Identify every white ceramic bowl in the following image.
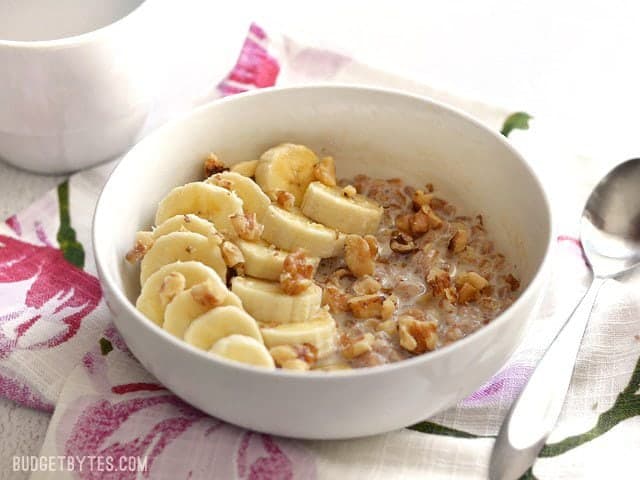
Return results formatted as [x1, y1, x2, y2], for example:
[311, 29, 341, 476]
[93, 86, 552, 439]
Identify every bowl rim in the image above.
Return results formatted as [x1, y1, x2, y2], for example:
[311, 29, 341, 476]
[0, 0, 153, 48]
[93, 84, 554, 380]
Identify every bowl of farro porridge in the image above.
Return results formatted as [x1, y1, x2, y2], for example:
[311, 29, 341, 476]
[93, 86, 552, 439]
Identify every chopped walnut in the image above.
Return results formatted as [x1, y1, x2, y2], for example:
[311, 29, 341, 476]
[457, 282, 479, 304]
[341, 333, 374, 359]
[280, 249, 315, 295]
[352, 275, 381, 295]
[398, 315, 438, 353]
[342, 185, 357, 198]
[344, 234, 376, 277]
[348, 293, 385, 318]
[230, 212, 264, 241]
[323, 285, 350, 313]
[395, 214, 412, 234]
[412, 189, 433, 210]
[230, 159, 258, 177]
[203, 153, 227, 177]
[380, 295, 397, 320]
[421, 204, 443, 229]
[275, 190, 295, 211]
[159, 272, 186, 307]
[376, 318, 398, 336]
[270, 343, 317, 369]
[426, 267, 450, 297]
[313, 156, 337, 187]
[410, 208, 431, 234]
[505, 274, 520, 291]
[190, 278, 227, 308]
[125, 231, 154, 263]
[390, 230, 417, 253]
[364, 235, 379, 257]
[221, 241, 245, 273]
[448, 225, 469, 253]
[456, 271, 489, 291]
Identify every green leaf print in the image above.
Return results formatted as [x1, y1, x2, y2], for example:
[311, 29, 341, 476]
[56, 180, 85, 268]
[501, 112, 533, 137]
[99, 337, 114, 356]
[408, 421, 488, 438]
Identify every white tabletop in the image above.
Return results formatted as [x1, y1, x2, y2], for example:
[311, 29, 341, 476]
[1, 1, 638, 475]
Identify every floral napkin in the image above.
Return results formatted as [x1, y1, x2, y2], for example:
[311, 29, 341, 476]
[1, 24, 638, 479]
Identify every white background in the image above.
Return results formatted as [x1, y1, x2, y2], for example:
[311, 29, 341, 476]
[1, 0, 639, 476]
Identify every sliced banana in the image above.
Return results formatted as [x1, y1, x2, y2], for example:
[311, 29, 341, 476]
[163, 289, 242, 339]
[184, 305, 262, 350]
[155, 182, 243, 235]
[136, 261, 220, 325]
[230, 159, 259, 177]
[236, 239, 319, 281]
[209, 334, 275, 369]
[301, 181, 383, 235]
[255, 143, 318, 206]
[260, 309, 337, 358]
[152, 214, 220, 240]
[231, 276, 322, 324]
[139, 231, 226, 286]
[206, 171, 271, 221]
[261, 205, 345, 258]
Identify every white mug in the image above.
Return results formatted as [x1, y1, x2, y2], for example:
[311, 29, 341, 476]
[0, 0, 166, 174]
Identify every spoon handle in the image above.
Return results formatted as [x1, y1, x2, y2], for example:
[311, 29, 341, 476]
[489, 276, 605, 480]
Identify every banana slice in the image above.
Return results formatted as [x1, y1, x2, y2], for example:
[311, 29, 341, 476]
[163, 289, 242, 339]
[255, 143, 319, 206]
[153, 214, 220, 240]
[184, 305, 262, 350]
[136, 261, 220, 325]
[260, 309, 337, 358]
[209, 334, 275, 369]
[236, 239, 319, 281]
[261, 205, 345, 258]
[231, 276, 322, 324]
[301, 181, 383, 235]
[155, 182, 243, 235]
[139, 231, 226, 285]
[206, 171, 271, 221]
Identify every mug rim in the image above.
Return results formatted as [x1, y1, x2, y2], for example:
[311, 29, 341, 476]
[0, 0, 152, 48]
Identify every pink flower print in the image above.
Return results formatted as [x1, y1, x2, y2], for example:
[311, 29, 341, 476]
[0, 234, 101, 357]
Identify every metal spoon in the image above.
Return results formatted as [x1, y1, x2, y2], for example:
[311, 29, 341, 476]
[490, 158, 640, 480]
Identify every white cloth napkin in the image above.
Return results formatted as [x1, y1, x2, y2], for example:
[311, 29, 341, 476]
[0, 23, 637, 479]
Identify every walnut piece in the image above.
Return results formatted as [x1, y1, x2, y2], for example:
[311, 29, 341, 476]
[420, 204, 443, 229]
[280, 249, 315, 295]
[341, 333, 374, 359]
[230, 159, 258, 177]
[390, 230, 417, 253]
[352, 275, 381, 295]
[412, 189, 433, 210]
[457, 282, 479, 304]
[203, 153, 227, 177]
[159, 272, 186, 307]
[276, 190, 295, 211]
[342, 185, 357, 198]
[221, 241, 245, 273]
[230, 212, 264, 241]
[448, 225, 469, 253]
[348, 293, 385, 318]
[376, 318, 398, 336]
[398, 315, 438, 353]
[190, 278, 227, 308]
[125, 231, 154, 264]
[456, 271, 489, 290]
[313, 156, 337, 187]
[395, 214, 412, 234]
[344, 234, 377, 277]
[380, 295, 397, 320]
[410, 208, 431, 234]
[323, 285, 350, 313]
[269, 343, 317, 370]
[426, 267, 450, 297]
